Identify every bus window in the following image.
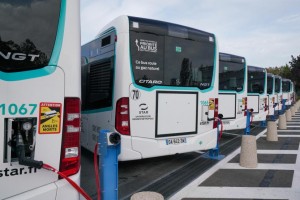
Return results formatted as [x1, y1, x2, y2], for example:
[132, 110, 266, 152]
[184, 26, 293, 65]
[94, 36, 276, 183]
[275, 76, 281, 93]
[248, 67, 265, 94]
[130, 22, 215, 89]
[267, 74, 274, 94]
[282, 80, 291, 92]
[0, 0, 61, 72]
[219, 58, 244, 92]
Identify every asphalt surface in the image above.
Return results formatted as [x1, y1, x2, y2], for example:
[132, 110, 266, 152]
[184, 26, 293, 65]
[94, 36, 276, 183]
[80, 125, 264, 200]
[171, 112, 300, 200]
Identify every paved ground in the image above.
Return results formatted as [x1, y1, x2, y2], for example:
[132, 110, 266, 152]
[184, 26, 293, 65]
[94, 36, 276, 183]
[170, 112, 300, 200]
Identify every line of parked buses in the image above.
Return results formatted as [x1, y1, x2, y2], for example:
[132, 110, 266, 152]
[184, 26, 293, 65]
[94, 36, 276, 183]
[0, 2, 296, 198]
[81, 15, 296, 161]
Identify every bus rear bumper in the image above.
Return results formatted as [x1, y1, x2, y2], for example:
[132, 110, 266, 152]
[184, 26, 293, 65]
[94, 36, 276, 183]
[221, 116, 247, 130]
[119, 129, 218, 161]
[252, 111, 267, 122]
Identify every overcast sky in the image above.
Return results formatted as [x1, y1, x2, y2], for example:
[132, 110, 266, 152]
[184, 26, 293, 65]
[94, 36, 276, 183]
[81, 0, 300, 68]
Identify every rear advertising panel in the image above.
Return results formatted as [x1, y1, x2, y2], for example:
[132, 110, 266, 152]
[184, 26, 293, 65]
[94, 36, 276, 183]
[156, 91, 198, 137]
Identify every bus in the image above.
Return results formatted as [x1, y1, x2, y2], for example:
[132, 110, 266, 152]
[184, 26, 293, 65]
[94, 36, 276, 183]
[247, 66, 267, 122]
[81, 15, 219, 161]
[291, 81, 296, 105]
[218, 53, 247, 130]
[274, 75, 282, 114]
[266, 73, 276, 117]
[282, 78, 293, 108]
[0, 1, 81, 199]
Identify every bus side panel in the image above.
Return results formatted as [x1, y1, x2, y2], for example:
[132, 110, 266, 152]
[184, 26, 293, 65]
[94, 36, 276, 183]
[268, 95, 275, 116]
[129, 85, 217, 159]
[156, 92, 198, 136]
[218, 93, 236, 119]
[0, 69, 64, 199]
[81, 112, 113, 152]
[247, 95, 259, 113]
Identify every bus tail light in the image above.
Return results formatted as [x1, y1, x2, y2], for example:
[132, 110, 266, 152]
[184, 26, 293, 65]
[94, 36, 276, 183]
[116, 97, 130, 135]
[213, 98, 219, 129]
[60, 97, 81, 177]
[243, 97, 247, 116]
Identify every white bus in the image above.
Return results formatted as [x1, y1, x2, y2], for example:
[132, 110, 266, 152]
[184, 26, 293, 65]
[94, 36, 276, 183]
[81, 15, 219, 161]
[282, 78, 293, 108]
[218, 53, 247, 130]
[0, 1, 81, 199]
[274, 75, 283, 114]
[247, 66, 268, 121]
[266, 73, 276, 117]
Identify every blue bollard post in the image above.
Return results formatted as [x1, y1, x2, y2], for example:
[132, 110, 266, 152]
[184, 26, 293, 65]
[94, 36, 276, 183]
[271, 103, 277, 121]
[99, 130, 121, 200]
[280, 99, 286, 115]
[202, 119, 224, 160]
[260, 120, 267, 127]
[244, 110, 251, 135]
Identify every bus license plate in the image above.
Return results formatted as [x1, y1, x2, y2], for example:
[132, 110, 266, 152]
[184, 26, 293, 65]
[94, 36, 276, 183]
[166, 137, 187, 145]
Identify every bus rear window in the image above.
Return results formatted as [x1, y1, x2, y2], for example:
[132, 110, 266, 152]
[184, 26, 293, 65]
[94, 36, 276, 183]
[0, 0, 61, 72]
[267, 75, 274, 94]
[130, 21, 215, 90]
[282, 81, 291, 92]
[219, 60, 245, 92]
[275, 77, 281, 93]
[248, 67, 265, 94]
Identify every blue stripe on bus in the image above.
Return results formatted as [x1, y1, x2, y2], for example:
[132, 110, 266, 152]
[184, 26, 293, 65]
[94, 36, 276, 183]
[82, 107, 113, 114]
[49, 0, 66, 66]
[0, 0, 66, 81]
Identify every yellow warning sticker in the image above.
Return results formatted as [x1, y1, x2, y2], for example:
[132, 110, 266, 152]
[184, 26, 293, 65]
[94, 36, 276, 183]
[209, 98, 215, 110]
[39, 102, 62, 134]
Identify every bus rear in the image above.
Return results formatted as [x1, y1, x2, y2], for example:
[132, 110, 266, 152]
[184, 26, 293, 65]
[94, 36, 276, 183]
[247, 66, 267, 122]
[274, 75, 282, 113]
[267, 73, 276, 116]
[0, 0, 81, 199]
[218, 53, 247, 130]
[282, 79, 292, 108]
[81, 16, 219, 161]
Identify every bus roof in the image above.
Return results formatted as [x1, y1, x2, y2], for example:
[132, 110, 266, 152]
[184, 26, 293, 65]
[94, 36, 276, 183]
[97, 15, 215, 41]
[219, 52, 245, 63]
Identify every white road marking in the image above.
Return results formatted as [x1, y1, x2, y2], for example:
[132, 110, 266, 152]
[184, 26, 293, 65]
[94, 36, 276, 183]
[222, 163, 295, 170]
[179, 187, 299, 199]
[261, 135, 300, 137]
[170, 113, 300, 200]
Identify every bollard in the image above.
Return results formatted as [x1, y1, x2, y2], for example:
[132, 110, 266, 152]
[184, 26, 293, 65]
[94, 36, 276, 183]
[278, 114, 287, 129]
[131, 192, 164, 200]
[239, 135, 258, 168]
[286, 109, 292, 121]
[99, 130, 121, 200]
[266, 121, 278, 141]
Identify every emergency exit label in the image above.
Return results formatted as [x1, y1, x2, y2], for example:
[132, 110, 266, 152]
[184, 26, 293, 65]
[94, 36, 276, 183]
[39, 102, 61, 134]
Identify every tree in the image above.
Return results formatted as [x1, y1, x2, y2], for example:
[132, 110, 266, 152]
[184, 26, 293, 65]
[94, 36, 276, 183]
[290, 55, 300, 92]
[266, 64, 291, 79]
